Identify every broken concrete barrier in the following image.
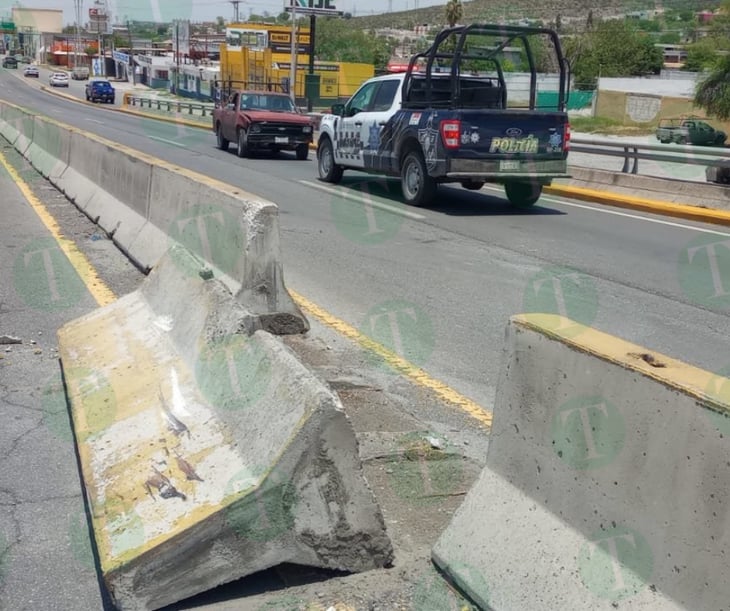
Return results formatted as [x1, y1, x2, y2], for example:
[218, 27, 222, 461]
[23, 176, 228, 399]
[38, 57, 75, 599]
[433, 313, 730, 610]
[57, 247, 393, 610]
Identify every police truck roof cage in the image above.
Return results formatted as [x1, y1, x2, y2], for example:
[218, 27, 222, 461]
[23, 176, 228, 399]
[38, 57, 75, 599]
[402, 23, 569, 112]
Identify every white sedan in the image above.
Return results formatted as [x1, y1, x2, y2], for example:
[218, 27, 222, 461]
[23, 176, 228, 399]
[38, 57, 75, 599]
[49, 72, 69, 87]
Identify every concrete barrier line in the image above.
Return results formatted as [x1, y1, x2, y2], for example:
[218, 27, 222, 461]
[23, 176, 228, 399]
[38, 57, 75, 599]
[0, 98, 307, 333]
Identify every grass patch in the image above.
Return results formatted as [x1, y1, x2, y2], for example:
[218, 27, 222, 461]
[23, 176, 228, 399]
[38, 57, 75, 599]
[569, 116, 656, 136]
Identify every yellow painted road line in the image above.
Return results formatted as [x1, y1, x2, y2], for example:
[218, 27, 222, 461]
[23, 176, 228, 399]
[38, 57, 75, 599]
[0, 149, 117, 307]
[545, 184, 730, 227]
[290, 289, 493, 429]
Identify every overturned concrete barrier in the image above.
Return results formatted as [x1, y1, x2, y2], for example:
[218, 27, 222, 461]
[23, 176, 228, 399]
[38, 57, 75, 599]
[433, 313, 730, 610]
[0, 99, 305, 334]
[58, 247, 393, 610]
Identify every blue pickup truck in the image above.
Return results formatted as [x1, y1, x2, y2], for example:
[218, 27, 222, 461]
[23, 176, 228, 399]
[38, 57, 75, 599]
[317, 24, 571, 207]
[85, 79, 116, 104]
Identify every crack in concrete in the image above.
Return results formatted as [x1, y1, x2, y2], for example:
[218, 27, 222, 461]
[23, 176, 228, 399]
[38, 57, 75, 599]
[0, 417, 44, 462]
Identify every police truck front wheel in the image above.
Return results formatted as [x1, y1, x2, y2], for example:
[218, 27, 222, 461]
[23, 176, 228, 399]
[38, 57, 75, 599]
[317, 138, 343, 183]
[401, 150, 436, 207]
[505, 181, 542, 208]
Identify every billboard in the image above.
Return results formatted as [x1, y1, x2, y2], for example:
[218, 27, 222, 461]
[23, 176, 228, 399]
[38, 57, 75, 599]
[172, 19, 190, 57]
[89, 7, 111, 35]
[285, 0, 343, 16]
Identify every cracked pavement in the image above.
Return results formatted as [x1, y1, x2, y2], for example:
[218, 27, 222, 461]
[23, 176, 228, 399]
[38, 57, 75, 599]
[0, 143, 114, 610]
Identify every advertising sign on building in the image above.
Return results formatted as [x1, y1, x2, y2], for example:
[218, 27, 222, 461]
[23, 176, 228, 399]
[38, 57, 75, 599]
[225, 28, 268, 52]
[268, 29, 310, 54]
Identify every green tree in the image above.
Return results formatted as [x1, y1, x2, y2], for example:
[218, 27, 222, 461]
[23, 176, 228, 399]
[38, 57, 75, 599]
[564, 20, 663, 89]
[276, 12, 291, 23]
[659, 31, 681, 44]
[314, 17, 395, 71]
[216, 16, 225, 32]
[445, 0, 463, 28]
[695, 54, 730, 119]
[684, 37, 729, 71]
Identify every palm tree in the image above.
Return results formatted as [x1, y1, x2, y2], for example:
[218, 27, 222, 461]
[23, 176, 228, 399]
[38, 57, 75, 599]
[695, 54, 730, 120]
[445, 0, 463, 28]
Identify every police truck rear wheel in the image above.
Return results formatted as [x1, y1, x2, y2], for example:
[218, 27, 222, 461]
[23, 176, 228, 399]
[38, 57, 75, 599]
[318, 138, 343, 183]
[401, 150, 436, 207]
[505, 182, 542, 208]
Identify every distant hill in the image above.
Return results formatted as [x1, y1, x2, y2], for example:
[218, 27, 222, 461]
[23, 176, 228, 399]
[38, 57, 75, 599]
[351, 0, 722, 30]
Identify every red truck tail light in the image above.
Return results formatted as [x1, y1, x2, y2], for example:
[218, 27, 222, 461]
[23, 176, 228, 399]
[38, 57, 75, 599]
[564, 122, 571, 152]
[441, 120, 461, 149]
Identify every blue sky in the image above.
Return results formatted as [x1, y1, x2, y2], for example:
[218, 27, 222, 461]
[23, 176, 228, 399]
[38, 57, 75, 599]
[2, 0, 447, 25]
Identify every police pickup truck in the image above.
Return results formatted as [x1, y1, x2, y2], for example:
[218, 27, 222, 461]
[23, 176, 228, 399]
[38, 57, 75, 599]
[317, 24, 571, 207]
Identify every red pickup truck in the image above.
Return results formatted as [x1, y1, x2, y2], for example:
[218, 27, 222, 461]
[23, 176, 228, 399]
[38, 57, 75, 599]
[212, 90, 314, 160]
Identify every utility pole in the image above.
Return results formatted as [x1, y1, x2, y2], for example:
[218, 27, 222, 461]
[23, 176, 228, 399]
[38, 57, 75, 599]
[175, 21, 180, 94]
[73, 0, 82, 69]
[229, 1, 241, 23]
[127, 20, 134, 84]
[289, 3, 297, 104]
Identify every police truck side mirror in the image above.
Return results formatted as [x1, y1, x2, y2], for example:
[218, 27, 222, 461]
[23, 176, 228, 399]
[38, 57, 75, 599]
[331, 103, 345, 116]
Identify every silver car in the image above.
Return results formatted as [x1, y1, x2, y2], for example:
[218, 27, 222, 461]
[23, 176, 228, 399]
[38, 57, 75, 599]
[49, 71, 69, 87]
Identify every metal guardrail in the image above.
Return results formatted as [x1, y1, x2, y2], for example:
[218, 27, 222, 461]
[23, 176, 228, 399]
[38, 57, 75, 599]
[571, 137, 730, 175]
[116, 98, 730, 178]
[123, 93, 213, 118]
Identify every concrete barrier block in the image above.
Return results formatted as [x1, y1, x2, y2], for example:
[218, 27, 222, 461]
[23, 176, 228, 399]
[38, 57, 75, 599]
[57, 248, 392, 610]
[147, 164, 307, 334]
[25, 115, 71, 180]
[0, 102, 35, 153]
[433, 313, 730, 610]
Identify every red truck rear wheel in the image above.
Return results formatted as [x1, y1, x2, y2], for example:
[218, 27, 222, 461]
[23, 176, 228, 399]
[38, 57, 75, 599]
[216, 124, 229, 151]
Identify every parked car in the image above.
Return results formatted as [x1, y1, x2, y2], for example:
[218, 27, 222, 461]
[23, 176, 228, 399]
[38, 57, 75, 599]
[212, 90, 314, 160]
[49, 72, 70, 87]
[2, 56, 18, 69]
[72, 66, 89, 80]
[23, 65, 39, 78]
[85, 79, 115, 103]
[656, 117, 727, 146]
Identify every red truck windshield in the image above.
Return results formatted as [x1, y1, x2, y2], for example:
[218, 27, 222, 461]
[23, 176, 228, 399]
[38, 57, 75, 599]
[240, 94, 295, 112]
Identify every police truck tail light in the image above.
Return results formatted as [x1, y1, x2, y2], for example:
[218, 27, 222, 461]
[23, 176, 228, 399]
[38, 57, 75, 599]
[441, 120, 461, 149]
[564, 122, 571, 152]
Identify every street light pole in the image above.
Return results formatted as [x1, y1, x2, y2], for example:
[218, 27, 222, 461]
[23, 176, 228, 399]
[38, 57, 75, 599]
[289, 4, 297, 104]
[73, 0, 82, 69]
